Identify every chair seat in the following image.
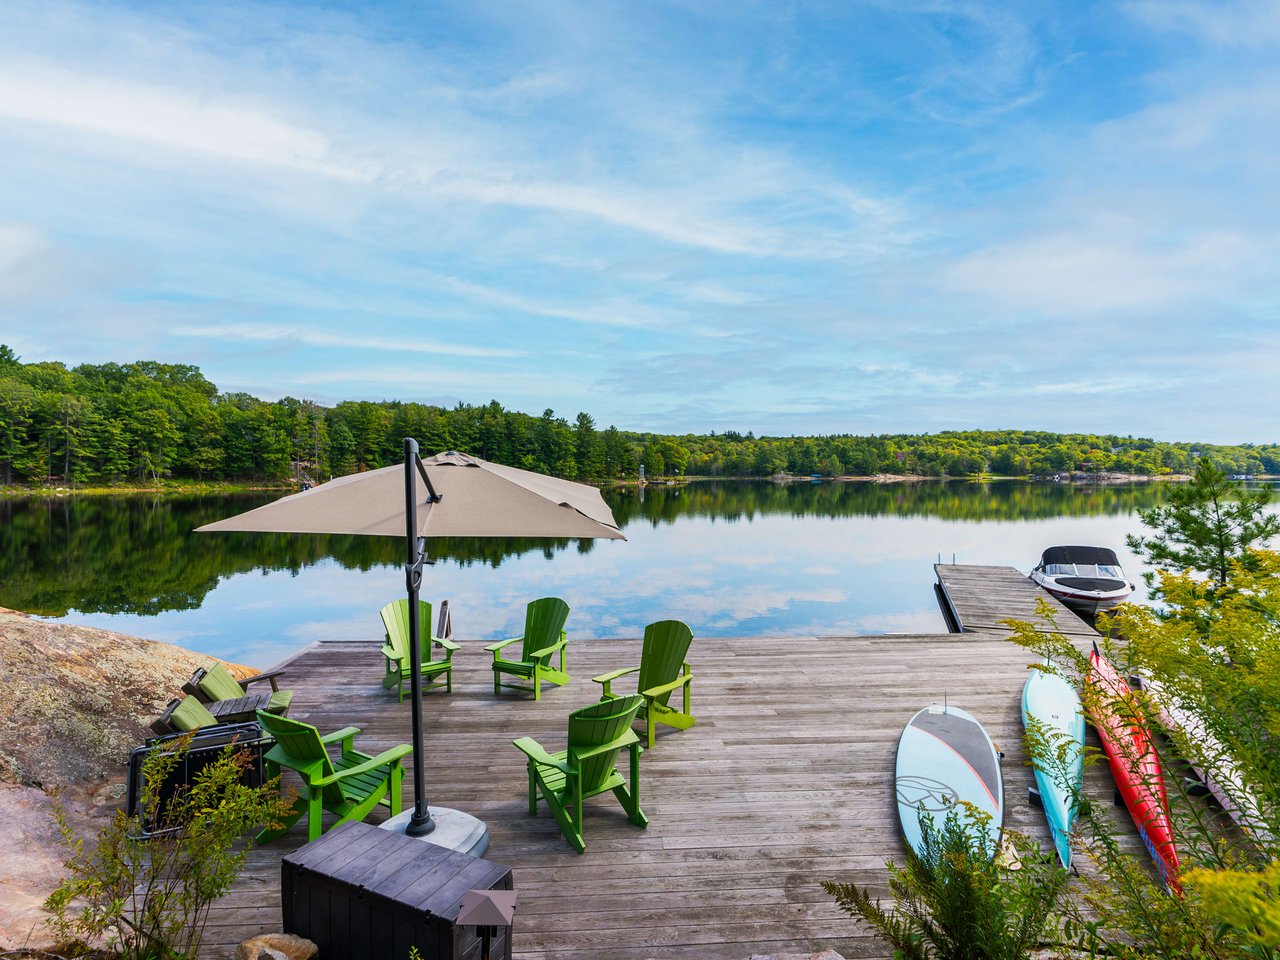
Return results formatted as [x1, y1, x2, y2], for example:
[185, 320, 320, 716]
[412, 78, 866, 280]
[333, 752, 395, 806]
[392, 659, 454, 680]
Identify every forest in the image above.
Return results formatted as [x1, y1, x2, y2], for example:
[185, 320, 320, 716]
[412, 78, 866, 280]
[1, 345, 1277, 486]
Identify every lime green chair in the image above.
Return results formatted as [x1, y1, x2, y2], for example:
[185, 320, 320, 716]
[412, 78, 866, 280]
[484, 597, 571, 700]
[150, 696, 220, 736]
[187, 663, 293, 718]
[255, 711, 412, 843]
[513, 694, 648, 853]
[592, 619, 695, 748]
[380, 599, 460, 701]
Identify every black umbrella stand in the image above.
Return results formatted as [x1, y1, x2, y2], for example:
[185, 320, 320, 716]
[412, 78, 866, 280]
[403, 436, 441, 837]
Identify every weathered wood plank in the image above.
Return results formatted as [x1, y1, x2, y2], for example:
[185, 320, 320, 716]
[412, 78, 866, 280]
[934, 563, 1099, 638]
[203, 626, 1139, 960]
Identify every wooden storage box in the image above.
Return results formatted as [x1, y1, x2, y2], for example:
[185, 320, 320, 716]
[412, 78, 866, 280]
[282, 821, 513, 960]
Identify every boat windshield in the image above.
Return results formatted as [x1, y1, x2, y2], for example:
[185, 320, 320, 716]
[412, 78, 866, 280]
[1044, 562, 1124, 579]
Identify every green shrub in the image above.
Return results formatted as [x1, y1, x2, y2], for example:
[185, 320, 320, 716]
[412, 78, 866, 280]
[45, 737, 295, 960]
[824, 804, 1067, 960]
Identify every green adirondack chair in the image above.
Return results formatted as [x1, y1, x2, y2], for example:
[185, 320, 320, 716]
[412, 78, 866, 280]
[484, 597, 571, 700]
[380, 598, 460, 701]
[187, 663, 294, 717]
[591, 619, 695, 748]
[150, 696, 220, 736]
[512, 694, 648, 853]
[254, 711, 412, 843]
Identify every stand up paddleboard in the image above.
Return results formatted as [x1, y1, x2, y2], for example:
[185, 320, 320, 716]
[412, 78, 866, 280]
[896, 703, 1003, 858]
[1021, 664, 1085, 869]
[1088, 646, 1181, 893]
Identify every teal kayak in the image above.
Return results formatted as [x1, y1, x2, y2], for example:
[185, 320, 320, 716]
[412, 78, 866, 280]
[1021, 665, 1085, 869]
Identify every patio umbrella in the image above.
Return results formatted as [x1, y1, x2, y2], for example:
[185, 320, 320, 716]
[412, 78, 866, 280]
[197, 439, 625, 839]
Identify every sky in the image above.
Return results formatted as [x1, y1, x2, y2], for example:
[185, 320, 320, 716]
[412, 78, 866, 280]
[0, 0, 1277, 443]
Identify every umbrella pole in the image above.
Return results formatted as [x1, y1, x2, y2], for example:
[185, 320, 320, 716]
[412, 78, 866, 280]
[404, 437, 435, 837]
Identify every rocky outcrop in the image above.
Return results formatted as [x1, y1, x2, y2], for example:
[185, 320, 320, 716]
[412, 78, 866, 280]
[0, 610, 253, 950]
[234, 932, 319, 960]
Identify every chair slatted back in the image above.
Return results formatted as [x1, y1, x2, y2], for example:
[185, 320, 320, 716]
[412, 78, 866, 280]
[637, 620, 694, 707]
[199, 664, 246, 701]
[568, 695, 644, 792]
[521, 597, 570, 660]
[380, 598, 436, 662]
[256, 711, 338, 796]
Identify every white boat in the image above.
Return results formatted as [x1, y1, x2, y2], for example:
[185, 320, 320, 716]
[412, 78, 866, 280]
[1029, 545, 1134, 616]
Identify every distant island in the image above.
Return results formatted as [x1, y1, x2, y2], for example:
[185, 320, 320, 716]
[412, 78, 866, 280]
[1, 345, 1276, 489]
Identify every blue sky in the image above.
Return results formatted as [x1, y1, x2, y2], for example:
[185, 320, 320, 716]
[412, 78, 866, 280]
[1, 0, 1277, 443]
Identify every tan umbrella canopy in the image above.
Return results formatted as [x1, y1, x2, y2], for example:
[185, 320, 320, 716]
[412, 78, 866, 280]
[198, 449, 625, 540]
[197, 442, 625, 840]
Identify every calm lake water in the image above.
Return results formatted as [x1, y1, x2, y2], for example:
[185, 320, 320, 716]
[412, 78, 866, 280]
[2, 480, 1180, 668]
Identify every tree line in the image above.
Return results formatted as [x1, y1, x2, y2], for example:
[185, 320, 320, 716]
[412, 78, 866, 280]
[1, 345, 1277, 486]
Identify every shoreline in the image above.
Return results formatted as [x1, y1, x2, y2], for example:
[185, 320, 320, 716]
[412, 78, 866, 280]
[1, 471, 1232, 498]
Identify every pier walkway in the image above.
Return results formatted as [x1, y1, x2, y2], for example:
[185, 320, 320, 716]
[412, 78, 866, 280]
[934, 563, 1098, 639]
[208, 627, 1120, 959]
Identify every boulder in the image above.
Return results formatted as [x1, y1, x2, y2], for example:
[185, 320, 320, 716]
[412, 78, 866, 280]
[0, 611, 253, 949]
[234, 932, 319, 960]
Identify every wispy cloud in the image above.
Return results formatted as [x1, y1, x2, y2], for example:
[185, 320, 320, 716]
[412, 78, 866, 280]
[171, 323, 524, 358]
[1, 0, 1277, 442]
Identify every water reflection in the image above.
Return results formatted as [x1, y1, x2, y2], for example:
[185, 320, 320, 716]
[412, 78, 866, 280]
[1, 480, 1170, 666]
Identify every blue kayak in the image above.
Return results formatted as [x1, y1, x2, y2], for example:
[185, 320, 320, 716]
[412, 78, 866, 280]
[1021, 665, 1085, 869]
[895, 704, 1003, 859]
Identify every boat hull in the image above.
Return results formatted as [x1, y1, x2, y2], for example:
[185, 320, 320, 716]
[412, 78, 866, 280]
[1030, 572, 1131, 616]
[1088, 650, 1181, 892]
[1021, 667, 1085, 869]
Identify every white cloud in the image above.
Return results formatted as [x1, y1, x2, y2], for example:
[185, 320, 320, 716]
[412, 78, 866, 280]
[171, 323, 524, 358]
[1125, 0, 1280, 48]
[0, 223, 46, 273]
[941, 227, 1257, 316]
[0, 63, 368, 181]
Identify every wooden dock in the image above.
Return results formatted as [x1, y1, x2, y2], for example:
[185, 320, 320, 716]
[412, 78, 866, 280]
[206, 626, 1122, 960]
[934, 563, 1099, 639]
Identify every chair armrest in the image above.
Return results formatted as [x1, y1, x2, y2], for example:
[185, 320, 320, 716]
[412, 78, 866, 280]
[317, 744, 413, 785]
[380, 643, 400, 661]
[574, 729, 640, 761]
[319, 726, 362, 752]
[483, 636, 521, 654]
[435, 635, 460, 652]
[241, 669, 287, 692]
[591, 666, 639, 685]
[513, 737, 572, 775]
[641, 672, 693, 700]
[528, 632, 568, 661]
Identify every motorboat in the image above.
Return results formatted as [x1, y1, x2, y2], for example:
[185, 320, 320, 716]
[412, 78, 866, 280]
[1029, 545, 1134, 616]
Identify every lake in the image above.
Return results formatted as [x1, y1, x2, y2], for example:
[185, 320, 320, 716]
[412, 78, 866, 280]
[2, 480, 1175, 668]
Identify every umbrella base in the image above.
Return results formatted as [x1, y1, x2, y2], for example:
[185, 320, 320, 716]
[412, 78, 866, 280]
[378, 806, 489, 858]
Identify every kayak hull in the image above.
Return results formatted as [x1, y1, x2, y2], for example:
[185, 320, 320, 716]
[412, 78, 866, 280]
[1088, 650, 1181, 892]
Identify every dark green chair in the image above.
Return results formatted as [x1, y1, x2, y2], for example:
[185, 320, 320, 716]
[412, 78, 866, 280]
[380, 598, 459, 700]
[592, 619, 695, 747]
[513, 694, 647, 853]
[255, 711, 412, 842]
[484, 597, 571, 700]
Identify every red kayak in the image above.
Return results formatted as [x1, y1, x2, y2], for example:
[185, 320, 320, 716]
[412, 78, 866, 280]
[1087, 647, 1181, 893]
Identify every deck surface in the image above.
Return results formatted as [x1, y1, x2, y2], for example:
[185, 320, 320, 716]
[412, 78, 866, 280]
[934, 563, 1099, 638]
[207, 629, 1123, 959]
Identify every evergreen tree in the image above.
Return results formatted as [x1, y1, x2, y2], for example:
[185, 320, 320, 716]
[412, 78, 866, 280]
[1127, 459, 1280, 592]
